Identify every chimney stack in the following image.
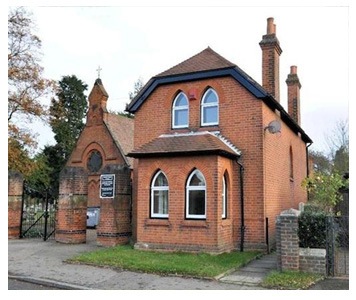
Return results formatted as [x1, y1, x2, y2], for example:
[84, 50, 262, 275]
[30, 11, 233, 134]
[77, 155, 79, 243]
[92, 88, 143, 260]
[259, 17, 282, 102]
[286, 65, 302, 125]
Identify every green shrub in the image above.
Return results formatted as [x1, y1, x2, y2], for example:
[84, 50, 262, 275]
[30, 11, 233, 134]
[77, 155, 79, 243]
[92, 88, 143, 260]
[298, 211, 329, 248]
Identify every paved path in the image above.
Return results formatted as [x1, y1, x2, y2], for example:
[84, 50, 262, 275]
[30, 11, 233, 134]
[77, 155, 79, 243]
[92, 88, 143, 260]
[8, 237, 267, 290]
[219, 253, 277, 286]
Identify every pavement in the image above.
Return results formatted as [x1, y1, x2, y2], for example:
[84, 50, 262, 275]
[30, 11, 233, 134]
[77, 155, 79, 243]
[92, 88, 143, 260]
[8, 232, 349, 290]
[8, 231, 268, 290]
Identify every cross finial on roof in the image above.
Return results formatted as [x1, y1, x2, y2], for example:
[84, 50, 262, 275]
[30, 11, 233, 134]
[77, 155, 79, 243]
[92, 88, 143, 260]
[96, 65, 102, 78]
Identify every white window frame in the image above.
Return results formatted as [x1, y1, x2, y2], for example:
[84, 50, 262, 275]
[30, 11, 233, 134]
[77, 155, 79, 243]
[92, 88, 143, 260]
[151, 171, 169, 218]
[186, 169, 206, 219]
[172, 92, 189, 129]
[222, 175, 227, 219]
[201, 88, 219, 126]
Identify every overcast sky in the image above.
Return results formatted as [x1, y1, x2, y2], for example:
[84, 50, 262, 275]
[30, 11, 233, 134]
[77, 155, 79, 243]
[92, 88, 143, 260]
[8, 0, 352, 155]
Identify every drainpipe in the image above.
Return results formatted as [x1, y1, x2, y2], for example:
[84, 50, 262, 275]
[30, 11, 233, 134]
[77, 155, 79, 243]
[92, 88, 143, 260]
[236, 159, 245, 252]
[306, 142, 313, 201]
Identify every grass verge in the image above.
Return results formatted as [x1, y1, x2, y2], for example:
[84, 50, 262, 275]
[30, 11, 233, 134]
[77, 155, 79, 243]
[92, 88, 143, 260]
[261, 270, 324, 290]
[67, 245, 260, 278]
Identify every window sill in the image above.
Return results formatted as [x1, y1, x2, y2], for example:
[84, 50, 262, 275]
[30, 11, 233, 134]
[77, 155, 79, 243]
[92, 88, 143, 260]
[144, 219, 171, 228]
[179, 220, 209, 229]
[221, 219, 232, 227]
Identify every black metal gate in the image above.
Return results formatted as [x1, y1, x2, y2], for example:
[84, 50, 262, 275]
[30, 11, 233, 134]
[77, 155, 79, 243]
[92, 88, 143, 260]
[20, 183, 57, 241]
[326, 216, 349, 276]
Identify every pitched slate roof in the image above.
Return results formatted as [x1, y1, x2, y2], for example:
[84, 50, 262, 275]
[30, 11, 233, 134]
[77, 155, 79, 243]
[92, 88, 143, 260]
[128, 132, 240, 159]
[104, 113, 134, 167]
[155, 47, 236, 77]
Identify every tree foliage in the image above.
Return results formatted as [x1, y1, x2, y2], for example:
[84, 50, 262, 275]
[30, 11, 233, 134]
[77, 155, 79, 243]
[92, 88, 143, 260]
[302, 171, 345, 212]
[8, 7, 54, 175]
[325, 119, 349, 175]
[50, 75, 88, 160]
[8, 7, 54, 122]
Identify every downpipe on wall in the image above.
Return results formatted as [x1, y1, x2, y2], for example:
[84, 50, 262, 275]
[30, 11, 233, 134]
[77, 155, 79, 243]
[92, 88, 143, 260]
[236, 159, 245, 252]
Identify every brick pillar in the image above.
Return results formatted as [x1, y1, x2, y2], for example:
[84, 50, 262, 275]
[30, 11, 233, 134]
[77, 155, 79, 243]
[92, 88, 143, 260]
[97, 164, 132, 247]
[276, 208, 301, 271]
[56, 167, 88, 244]
[8, 171, 23, 239]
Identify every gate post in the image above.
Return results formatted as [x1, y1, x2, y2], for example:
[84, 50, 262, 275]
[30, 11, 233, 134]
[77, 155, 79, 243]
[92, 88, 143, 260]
[8, 171, 24, 239]
[56, 167, 88, 244]
[97, 165, 132, 247]
[276, 208, 301, 271]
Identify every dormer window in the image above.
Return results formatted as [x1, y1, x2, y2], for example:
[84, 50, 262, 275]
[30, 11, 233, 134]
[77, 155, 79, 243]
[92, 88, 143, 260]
[172, 92, 189, 128]
[201, 88, 219, 126]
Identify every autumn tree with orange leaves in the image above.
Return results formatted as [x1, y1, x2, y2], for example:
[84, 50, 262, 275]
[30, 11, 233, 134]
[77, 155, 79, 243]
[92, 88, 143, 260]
[8, 7, 54, 174]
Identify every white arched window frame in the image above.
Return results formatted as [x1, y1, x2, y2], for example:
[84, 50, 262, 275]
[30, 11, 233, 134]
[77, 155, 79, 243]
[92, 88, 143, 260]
[222, 175, 227, 219]
[172, 92, 189, 129]
[151, 171, 169, 218]
[201, 88, 219, 126]
[186, 170, 206, 219]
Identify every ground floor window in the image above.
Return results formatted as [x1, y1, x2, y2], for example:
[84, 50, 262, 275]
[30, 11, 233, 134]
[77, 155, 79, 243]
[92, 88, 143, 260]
[151, 171, 169, 218]
[186, 169, 206, 219]
[222, 175, 227, 219]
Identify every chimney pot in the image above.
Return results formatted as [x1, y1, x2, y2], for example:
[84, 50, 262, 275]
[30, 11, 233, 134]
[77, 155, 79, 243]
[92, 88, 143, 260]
[267, 17, 275, 34]
[291, 66, 297, 74]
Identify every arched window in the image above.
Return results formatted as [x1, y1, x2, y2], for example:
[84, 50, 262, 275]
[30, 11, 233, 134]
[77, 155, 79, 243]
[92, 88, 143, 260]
[151, 171, 169, 218]
[186, 169, 206, 219]
[201, 88, 219, 126]
[289, 146, 294, 179]
[222, 175, 227, 219]
[172, 92, 189, 128]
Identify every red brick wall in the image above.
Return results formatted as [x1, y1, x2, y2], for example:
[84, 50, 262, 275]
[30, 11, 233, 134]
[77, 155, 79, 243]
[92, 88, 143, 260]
[8, 171, 23, 239]
[135, 155, 236, 253]
[262, 103, 307, 246]
[132, 77, 266, 250]
[132, 75, 307, 251]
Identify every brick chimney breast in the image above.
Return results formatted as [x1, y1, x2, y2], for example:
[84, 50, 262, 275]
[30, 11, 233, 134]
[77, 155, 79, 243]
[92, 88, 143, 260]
[259, 17, 282, 102]
[286, 66, 302, 126]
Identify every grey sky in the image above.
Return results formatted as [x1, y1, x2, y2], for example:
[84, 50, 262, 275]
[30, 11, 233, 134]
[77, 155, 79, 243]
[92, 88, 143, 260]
[12, 1, 350, 154]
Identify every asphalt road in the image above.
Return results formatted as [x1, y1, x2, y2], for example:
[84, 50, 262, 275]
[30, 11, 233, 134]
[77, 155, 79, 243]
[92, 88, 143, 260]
[8, 279, 62, 290]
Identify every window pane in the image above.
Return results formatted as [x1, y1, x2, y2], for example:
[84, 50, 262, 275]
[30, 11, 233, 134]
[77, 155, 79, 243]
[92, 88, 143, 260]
[174, 109, 188, 126]
[222, 177, 226, 218]
[154, 173, 168, 186]
[203, 106, 218, 124]
[175, 93, 188, 107]
[203, 90, 218, 104]
[188, 190, 205, 215]
[189, 172, 205, 186]
[153, 190, 168, 215]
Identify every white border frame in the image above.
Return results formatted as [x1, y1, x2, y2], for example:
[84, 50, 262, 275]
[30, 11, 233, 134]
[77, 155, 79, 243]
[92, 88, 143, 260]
[172, 92, 189, 129]
[151, 171, 169, 218]
[100, 174, 115, 199]
[186, 169, 207, 219]
[201, 88, 219, 126]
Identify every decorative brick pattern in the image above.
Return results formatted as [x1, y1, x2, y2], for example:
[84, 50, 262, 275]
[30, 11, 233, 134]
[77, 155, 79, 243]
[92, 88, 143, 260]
[8, 171, 23, 239]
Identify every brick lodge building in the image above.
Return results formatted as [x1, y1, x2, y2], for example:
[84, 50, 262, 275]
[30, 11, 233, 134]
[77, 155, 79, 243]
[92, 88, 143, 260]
[54, 18, 312, 252]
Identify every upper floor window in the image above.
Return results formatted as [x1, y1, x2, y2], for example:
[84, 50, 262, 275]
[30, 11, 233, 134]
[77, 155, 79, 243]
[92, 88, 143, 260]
[151, 171, 169, 218]
[201, 88, 219, 126]
[186, 169, 206, 219]
[172, 92, 189, 128]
